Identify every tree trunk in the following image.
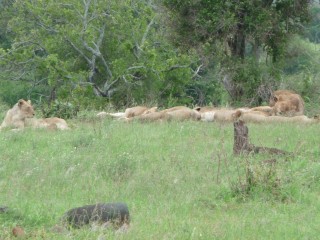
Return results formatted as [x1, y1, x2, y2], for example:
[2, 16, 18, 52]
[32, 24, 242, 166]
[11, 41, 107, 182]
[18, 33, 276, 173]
[233, 120, 255, 155]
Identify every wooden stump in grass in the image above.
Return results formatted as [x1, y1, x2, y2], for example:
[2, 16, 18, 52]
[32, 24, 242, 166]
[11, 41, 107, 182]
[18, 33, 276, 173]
[233, 120, 255, 155]
[233, 120, 290, 155]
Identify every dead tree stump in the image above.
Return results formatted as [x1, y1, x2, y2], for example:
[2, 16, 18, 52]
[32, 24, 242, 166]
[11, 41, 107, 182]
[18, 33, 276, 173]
[233, 120, 289, 155]
[233, 120, 254, 154]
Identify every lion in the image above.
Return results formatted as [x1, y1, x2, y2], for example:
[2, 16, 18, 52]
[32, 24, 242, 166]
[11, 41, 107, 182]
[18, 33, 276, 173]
[249, 106, 273, 116]
[126, 108, 201, 122]
[160, 106, 191, 113]
[166, 109, 201, 121]
[232, 110, 269, 123]
[125, 111, 170, 123]
[193, 106, 220, 113]
[233, 110, 318, 124]
[213, 109, 238, 123]
[124, 106, 158, 118]
[25, 117, 69, 130]
[269, 90, 296, 106]
[269, 90, 304, 116]
[200, 111, 216, 122]
[97, 106, 157, 119]
[0, 99, 35, 130]
[265, 115, 318, 124]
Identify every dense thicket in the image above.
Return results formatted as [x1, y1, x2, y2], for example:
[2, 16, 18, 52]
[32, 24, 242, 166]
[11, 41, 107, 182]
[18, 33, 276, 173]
[163, 0, 312, 103]
[0, 0, 319, 113]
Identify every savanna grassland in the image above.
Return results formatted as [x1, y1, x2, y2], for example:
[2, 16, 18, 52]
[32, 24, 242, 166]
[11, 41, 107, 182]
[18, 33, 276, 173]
[0, 114, 320, 239]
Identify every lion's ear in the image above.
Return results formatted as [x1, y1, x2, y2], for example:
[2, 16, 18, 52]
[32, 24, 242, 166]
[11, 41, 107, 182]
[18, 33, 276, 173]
[18, 99, 25, 107]
[232, 110, 242, 119]
[27, 100, 32, 104]
[194, 107, 201, 112]
[273, 96, 278, 102]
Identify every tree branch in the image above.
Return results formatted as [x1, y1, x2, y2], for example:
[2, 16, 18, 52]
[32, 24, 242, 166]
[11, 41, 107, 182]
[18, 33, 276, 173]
[65, 37, 91, 64]
[192, 64, 203, 79]
[135, 16, 155, 58]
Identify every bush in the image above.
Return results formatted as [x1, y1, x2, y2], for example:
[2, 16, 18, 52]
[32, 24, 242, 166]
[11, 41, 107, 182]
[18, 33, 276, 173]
[230, 159, 289, 202]
[40, 100, 79, 119]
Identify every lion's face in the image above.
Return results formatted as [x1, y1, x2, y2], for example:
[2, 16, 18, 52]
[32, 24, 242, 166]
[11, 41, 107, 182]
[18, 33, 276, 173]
[18, 99, 35, 118]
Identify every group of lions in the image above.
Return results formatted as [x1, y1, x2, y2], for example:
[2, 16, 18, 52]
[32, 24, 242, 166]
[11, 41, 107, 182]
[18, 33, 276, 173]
[98, 106, 202, 122]
[0, 90, 317, 131]
[99, 90, 319, 124]
[0, 99, 69, 131]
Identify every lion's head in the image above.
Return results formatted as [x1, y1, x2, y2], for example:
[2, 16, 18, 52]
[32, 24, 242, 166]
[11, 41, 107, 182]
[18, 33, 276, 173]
[17, 99, 35, 119]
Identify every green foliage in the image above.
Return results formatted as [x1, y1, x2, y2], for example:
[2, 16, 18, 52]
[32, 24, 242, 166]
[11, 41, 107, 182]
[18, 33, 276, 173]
[0, 0, 14, 50]
[105, 152, 136, 182]
[40, 100, 79, 119]
[0, 0, 198, 108]
[163, 0, 310, 59]
[281, 36, 320, 115]
[162, 0, 312, 104]
[0, 0, 318, 109]
[304, 5, 320, 43]
[0, 80, 48, 106]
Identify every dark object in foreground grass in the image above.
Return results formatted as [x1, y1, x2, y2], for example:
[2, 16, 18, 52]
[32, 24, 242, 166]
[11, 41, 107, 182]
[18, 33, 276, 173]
[0, 206, 9, 213]
[233, 120, 290, 155]
[62, 202, 130, 229]
[12, 226, 25, 238]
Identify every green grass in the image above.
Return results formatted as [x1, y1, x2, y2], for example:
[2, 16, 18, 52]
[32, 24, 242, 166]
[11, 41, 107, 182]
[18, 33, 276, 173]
[0, 115, 320, 239]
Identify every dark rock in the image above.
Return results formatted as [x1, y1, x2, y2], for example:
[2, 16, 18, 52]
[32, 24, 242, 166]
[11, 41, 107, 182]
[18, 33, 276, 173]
[0, 206, 9, 213]
[62, 203, 130, 229]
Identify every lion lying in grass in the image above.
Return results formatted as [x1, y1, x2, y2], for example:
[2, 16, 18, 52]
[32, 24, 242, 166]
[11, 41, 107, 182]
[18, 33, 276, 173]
[25, 117, 70, 130]
[269, 90, 304, 116]
[97, 106, 158, 119]
[0, 99, 35, 130]
[0, 99, 69, 130]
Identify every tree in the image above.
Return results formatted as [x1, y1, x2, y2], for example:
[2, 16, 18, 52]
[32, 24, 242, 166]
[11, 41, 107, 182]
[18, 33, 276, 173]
[1, 0, 197, 108]
[162, 0, 311, 103]
[0, 0, 15, 50]
[304, 4, 320, 43]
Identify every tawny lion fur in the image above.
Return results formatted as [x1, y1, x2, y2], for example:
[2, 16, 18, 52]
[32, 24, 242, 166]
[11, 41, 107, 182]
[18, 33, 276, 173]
[160, 106, 191, 113]
[25, 117, 69, 130]
[233, 110, 318, 124]
[125, 111, 170, 122]
[0, 99, 35, 130]
[213, 109, 238, 123]
[124, 106, 158, 118]
[269, 90, 304, 116]
[97, 106, 157, 119]
[166, 109, 201, 121]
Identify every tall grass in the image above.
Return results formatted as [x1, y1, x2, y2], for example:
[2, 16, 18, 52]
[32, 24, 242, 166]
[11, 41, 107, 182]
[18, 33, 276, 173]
[0, 116, 319, 239]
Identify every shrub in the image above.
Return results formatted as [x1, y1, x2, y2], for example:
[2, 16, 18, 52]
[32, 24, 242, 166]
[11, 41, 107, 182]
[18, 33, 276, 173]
[40, 100, 79, 119]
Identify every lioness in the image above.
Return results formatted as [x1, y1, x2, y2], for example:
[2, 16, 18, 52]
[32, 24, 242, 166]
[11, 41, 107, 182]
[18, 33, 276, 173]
[125, 111, 170, 122]
[233, 110, 318, 124]
[0, 99, 35, 130]
[249, 106, 273, 116]
[160, 106, 191, 113]
[167, 109, 201, 121]
[25, 117, 69, 130]
[124, 106, 157, 118]
[214, 109, 238, 123]
[269, 90, 304, 116]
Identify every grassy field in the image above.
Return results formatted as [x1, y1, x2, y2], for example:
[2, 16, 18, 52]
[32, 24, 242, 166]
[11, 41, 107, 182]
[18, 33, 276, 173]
[0, 114, 320, 239]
